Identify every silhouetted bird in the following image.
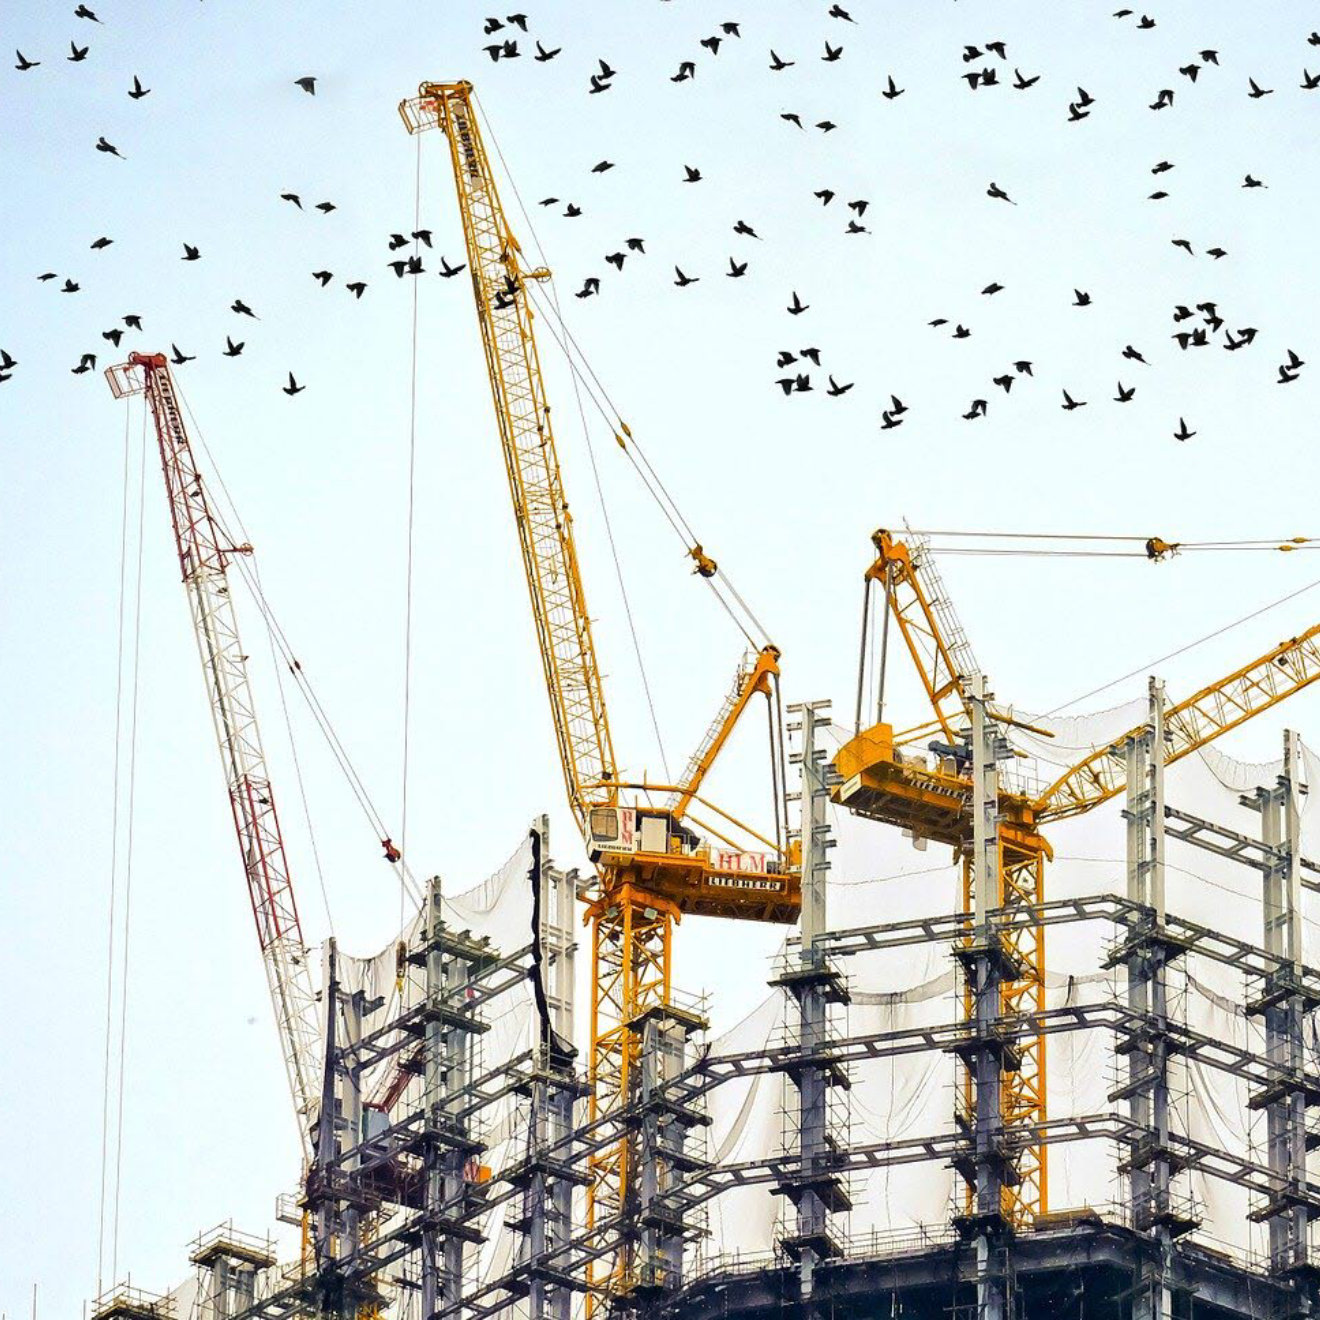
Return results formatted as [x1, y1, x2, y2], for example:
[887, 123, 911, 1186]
[223, 337, 244, 357]
[170, 344, 195, 364]
[128, 75, 150, 98]
[787, 291, 809, 315]
[1114, 382, 1135, 402]
[1247, 77, 1273, 98]
[1061, 389, 1086, 410]
[68, 41, 89, 61]
[987, 181, 1015, 204]
[769, 50, 794, 71]
[312, 270, 333, 286]
[727, 258, 748, 277]
[826, 375, 854, 396]
[535, 42, 561, 62]
[283, 373, 305, 396]
[1173, 418, 1195, 440]
[438, 257, 466, 278]
[182, 243, 201, 260]
[15, 51, 39, 70]
[295, 76, 317, 94]
[674, 266, 699, 287]
[733, 220, 760, 238]
[683, 164, 702, 182]
[95, 136, 123, 158]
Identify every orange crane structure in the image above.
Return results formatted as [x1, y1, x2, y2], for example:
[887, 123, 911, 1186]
[399, 80, 801, 1299]
[833, 527, 1320, 1228]
[105, 353, 322, 1150]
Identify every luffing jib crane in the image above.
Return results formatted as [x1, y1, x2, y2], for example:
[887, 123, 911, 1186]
[399, 80, 800, 1298]
[105, 352, 322, 1151]
[834, 526, 1320, 1226]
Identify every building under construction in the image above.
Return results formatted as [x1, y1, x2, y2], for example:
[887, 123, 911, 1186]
[90, 79, 1320, 1320]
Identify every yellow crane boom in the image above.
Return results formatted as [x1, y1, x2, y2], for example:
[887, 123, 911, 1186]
[400, 82, 615, 829]
[1036, 622, 1320, 821]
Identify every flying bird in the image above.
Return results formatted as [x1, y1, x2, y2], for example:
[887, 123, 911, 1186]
[95, 136, 123, 158]
[822, 42, 843, 62]
[769, 50, 794, 72]
[673, 266, 699, 287]
[534, 42, 561, 62]
[223, 337, 245, 357]
[128, 75, 150, 99]
[727, 258, 748, 277]
[826, 375, 853, 396]
[575, 277, 600, 299]
[605, 252, 625, 271]
[1073, 289, 1092, 306]
[1243, 174, 1266, 188]
[102, 328, 124, 347]
[1123, 345, 1147, 363]
[283, 373, 305, 396]
[786, 291, 809, 315]
[591, 159, 614, 173]
[1014, 361, 1033, 375]
[90, 236, 113, 250]
[15, 51, 39, 70]
[1115, 382, 1135, 402]
[231, 299, 257, 318]
[962, 398, 988, 420]
[626, 237, 645, 252]
[1014, 68, 1040, 89]
[1247, 77, 1273, 98]
[781, 113, 804, 129]
[683, 164, 703, 182]
[1152, 161, 1174, 174]
[61, 278, 80, 293]
[295, 76, 317, 94]
[280, 192, 302, 208]
[72, 353, 98, 374]
[982, 282, 1004, 295]
[993, 374, 1014, 392]
[346, 281, 367, 299]
[412, 229, 432, 247]
[987, 182, 1015, 204]
[74, 4, 100, 19]
[438, 256, 466, 278]
[733, 220, 760, 238]
[1061, 389, 1086, 410]
[123, 314, 142, 330]
[882, 75, 904, 99]
[1171, 237, 1194, 254]
[68, 42, 89, 62]
[182, 243, 201, 260]
[312, 270, 333, 286]
[1173, 417, 1195, 441]
[170, 344, 195, 364]
[800, 348, 822, 365]
[315, 201, 336, 213]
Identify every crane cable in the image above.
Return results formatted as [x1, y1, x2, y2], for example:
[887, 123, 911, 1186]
[112, 405, 147, 1285]
[96, 404, 133, 1301]
[475, 96, 771, 653]
[400, 127, 423, 935]
[178, 390, 425, 907]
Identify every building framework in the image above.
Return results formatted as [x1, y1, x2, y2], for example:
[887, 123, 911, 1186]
[98, 697, 1320, 1320]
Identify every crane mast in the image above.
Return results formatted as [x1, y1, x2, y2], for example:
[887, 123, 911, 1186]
[106, 353, 321, 1148]
[401, 80, 799, 1301]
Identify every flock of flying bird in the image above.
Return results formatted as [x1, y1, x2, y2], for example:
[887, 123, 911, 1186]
[3, 4, 1317, 442]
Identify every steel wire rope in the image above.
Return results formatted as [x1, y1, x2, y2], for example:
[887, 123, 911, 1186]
[476, 96, 768, 652]
[176, 389, 424, 906]
[400, 128, 423, 936]
[1043, 572, 1320, 717]
[96, 401, 133, 1300]
[110, 406, 147, 1282]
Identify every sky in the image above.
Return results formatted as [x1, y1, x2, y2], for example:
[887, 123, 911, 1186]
[5, 1, 1320, 1316]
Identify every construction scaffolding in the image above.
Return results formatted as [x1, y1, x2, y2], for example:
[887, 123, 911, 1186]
[99, 694, 1320, 1320]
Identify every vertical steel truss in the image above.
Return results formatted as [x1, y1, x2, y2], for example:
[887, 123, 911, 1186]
[587, 886, 675, 1299]
[957, 679, 1048, 1232]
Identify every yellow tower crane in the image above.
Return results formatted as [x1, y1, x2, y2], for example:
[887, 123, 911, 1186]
[399, 81, 801, 1298]
[834, 527, 1320, 1227]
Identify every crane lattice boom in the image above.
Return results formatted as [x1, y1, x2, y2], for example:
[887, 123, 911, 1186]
[106, 353, 321, 1146]
[1037, 622, 1320, 821]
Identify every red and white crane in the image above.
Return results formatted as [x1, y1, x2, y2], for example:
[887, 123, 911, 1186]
[106, 352, 320, 1148]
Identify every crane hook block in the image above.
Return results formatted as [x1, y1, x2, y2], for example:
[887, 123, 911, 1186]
[1144, 537, 1180, 562]
[689, 544, 718, 578]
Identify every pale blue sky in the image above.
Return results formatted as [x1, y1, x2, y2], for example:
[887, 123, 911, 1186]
[4, 1, 1320, 1315]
